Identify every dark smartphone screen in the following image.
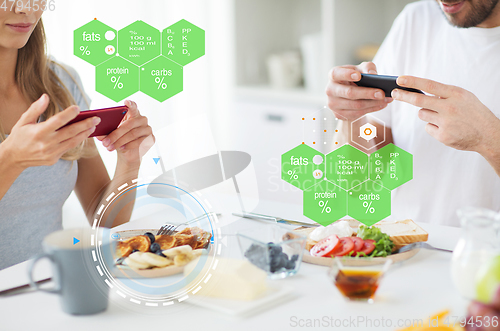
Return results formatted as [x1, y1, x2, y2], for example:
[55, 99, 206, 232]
[355, 74, 424, 97]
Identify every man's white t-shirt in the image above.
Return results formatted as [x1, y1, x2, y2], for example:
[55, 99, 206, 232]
[371, 0, 500, 226]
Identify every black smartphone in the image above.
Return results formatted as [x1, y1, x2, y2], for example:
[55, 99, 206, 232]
[355, 74, 424, 97]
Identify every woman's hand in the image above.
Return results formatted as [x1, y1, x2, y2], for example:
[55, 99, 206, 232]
[3, 94, 99, 170]
[391, 76, 500, 154]
[96, 100, 154, 168]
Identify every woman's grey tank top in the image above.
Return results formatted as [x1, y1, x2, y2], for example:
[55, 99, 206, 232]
[0, 62, 91, 269]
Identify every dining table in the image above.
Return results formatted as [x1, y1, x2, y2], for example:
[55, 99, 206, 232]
[0, 197, 469, 331]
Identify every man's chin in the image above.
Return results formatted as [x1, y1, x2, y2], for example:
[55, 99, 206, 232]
[438, 0, 472, 27]
[437, 0, 500, 28]
[446, 14, 470, 27]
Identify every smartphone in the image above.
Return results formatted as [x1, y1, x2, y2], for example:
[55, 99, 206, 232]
[62, 105, 128, 138]
[355, 74, 424, 97]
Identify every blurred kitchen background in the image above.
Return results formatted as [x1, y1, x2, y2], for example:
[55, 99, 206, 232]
[41, 0, 417, 227]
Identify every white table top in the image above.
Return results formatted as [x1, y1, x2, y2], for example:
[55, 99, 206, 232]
[0, 198, 469, 331]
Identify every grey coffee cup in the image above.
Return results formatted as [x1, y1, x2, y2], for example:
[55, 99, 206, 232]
[28, 228, 110, 315]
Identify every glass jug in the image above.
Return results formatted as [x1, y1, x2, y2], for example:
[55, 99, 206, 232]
[451, 207, 500, 300]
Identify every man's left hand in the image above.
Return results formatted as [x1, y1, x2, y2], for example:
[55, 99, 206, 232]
[391, 75, 500, 154]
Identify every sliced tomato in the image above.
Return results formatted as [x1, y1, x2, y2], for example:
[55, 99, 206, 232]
[331, 237, 355, 256]
[360, 239, 376, 255]
[351, 237, 365, 253]
[310, 235, 340, 257]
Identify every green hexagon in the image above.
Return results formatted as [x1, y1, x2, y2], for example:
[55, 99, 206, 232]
[118, 21, 161, 66]
[96, 57, 139, 102]
[325, 145, 369, 190]
[303, 181, 347, 226]
[139, 56, 183, 102]
[74, 20, 117, 66]
[347, 180, 391, 226]
[370, 143, 413, 190]
[281, 144, 325, 190]
[162, 19, 205, 66]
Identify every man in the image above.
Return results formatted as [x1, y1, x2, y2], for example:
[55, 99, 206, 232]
[326, 0, 500, 226]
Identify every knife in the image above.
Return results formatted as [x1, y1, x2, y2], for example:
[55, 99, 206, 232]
[232, 212, 319, 228]
[0, 277, 51, 297]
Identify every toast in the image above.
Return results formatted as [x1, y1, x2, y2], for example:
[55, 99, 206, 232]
[374, 219, 428, 249]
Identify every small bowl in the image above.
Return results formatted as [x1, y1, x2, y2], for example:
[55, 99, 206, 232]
[328, 257, 392, 303]
[237, 225, 306, 280]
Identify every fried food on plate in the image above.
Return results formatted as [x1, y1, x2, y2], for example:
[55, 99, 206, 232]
[117, 235, 151, 257]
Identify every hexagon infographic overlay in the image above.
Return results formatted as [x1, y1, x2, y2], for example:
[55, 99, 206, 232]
[74, 19, 205, 103]
[281, 143, 413, 226]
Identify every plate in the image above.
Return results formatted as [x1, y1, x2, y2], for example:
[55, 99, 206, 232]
[111, 228, 208, 279]
[293, 226, 420, 266]
[184, 285, 295, 317]
[302, 248, 420, 266]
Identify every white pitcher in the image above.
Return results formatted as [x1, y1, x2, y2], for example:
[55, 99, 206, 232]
[451, 207, 500, 300]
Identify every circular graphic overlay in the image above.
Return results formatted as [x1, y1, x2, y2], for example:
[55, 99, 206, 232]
[105, 30, 116, 41]
[88, 182, 219, 309]
[313, 155, 323, 165]
[312, 169, 323, 179]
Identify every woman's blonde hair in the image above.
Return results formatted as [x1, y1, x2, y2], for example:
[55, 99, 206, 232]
[0, 18, 93, 160]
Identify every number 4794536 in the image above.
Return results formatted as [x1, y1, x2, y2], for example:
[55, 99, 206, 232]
[0, 0, 56, 12]
[443, 315, 499, 328]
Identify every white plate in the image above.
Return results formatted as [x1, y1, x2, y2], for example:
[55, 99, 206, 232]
[183, 285, 295, 317]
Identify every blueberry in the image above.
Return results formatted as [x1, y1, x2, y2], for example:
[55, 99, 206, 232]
[155, 250, 166, 258]
[144, 232, 155, 244]
[285, 260, 296, 270]
[270, 256, 281, 268]
[290, 254, 299, 262]
[268, 243, 282, 256]
[150, 242, 161, 252]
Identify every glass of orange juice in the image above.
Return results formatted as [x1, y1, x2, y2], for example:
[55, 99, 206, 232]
[328, 257, 392, 303]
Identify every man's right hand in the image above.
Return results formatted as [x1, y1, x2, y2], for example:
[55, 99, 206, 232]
[2, 94, 99, 170]
[325, 62, 393, 121]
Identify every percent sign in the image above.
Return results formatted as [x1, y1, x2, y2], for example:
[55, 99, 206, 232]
[110, 76, 124, 89]
[318, 201, 331, 213]
[155, 77, 167, 90]
[363, 201, 375, 214]
[287, 170, 298, 180]
[80, 46, 90, 56]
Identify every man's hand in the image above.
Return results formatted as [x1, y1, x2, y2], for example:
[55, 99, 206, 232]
[391, 76, 500, 155]
[325, 62, 393, 120]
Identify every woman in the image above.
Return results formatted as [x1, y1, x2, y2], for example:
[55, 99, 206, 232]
[0, 3, 154, 269]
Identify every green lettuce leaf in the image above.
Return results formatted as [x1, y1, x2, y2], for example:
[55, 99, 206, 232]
[357, 225, 394, 257]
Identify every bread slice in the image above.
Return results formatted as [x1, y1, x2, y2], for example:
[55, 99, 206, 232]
[374, 219, 428, 249]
